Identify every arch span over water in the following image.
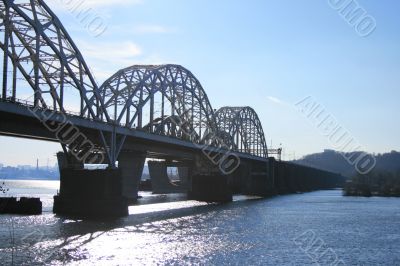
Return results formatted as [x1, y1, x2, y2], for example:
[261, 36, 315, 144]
[0, 0, 269, 160]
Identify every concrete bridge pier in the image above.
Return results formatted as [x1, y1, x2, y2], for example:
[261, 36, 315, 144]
[227, 168, 243, 194]
[53, 168, 128, 217]
[274, 161, 290, 194]
[240, 161, 275, 197]
[188, 174, 233, 202]
[267, 158, 278, 193]
[56, 151, 84, 171]
[187, 156, 233, 202]
[178, 166, 191, 189]
[53, 152, 128, 217]
[148, 161, 188, 194]
[118, 151, 146, 203]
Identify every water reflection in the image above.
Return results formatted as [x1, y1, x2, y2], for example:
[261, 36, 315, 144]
[1, 189, 400, 265]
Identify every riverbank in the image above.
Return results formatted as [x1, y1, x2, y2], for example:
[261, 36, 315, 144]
[343, 171, 400, 197]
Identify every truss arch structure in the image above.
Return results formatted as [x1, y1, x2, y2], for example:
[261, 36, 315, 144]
[0, 0, 269, 165]
[0, 0, 109, 120]
[99, 64, 218, 144]
[215, 106, 268, 158]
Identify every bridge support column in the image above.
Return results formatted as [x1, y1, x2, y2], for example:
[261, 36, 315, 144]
[56, 151, 84, 171]
[148, 161, 188, 194]
[241, 161, 275, 197]
[178, 166, 191, 189]
[54, 152, 128, 217]
[53, 168, 128, 217]
[267, 158, 277, 193]
[274, 160, 289, 194]
[118, 151, 146, 203]
[245, 173, 271, 196]
[188, 174, 232, 202]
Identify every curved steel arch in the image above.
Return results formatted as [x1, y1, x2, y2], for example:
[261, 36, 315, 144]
[0, 1, 270, 165]
[0, 0, 109, 121]
[99, 64, 217, 144]
[215, 106, 268, 158]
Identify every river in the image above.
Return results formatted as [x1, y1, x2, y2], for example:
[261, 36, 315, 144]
[0, 180, 399, 265]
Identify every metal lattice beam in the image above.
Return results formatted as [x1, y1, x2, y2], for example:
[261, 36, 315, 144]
[0, 0, 270, 164]
[99, 64, 217, 144]
[215, 106, 268, 158]
[0, 0, 109, 121]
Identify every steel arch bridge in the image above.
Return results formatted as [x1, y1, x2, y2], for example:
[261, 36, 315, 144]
[0, 0, 108, 120]
[99, 64, 216, 144]
[215, 107, 268, 158]
[0, 0, 268, 167]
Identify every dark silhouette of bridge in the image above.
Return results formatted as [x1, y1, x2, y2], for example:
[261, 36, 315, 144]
[0, 0, 344, 217]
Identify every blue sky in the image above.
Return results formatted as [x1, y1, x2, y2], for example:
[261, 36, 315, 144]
[1, 0, 399, 166]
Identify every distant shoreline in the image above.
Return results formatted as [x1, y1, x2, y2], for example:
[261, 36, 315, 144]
[0, 177, 59, 181]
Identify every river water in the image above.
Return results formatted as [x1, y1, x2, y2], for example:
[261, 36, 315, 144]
[0, 180, 399, 265]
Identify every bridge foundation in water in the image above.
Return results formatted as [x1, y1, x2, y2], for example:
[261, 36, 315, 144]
[53, 168, 128, 217]
[148, 161, 189, 194]
[53, 151, 147, 217]
[232, 161, 276, 197]
[178, 166, 192, 190]
[188, 174, 233, 202]
[118, 151, 146, 203]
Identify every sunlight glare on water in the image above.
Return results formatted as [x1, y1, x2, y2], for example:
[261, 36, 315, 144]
[1, 181, 400, 265]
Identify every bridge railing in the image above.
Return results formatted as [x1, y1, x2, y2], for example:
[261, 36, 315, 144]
[0, 95, 82, 117]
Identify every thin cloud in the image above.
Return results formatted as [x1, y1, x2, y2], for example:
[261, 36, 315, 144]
[88, 54, 173, 83]
[267, 96, 284, 105]
[77, 40, 142, 65]
[74, 40, 142, 83]
[74, 39, 175, 83]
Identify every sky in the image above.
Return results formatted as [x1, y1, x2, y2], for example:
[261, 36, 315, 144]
[1, 0, 399, 166]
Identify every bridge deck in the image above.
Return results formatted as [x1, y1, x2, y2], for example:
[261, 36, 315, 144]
[0, 99, 268, 163]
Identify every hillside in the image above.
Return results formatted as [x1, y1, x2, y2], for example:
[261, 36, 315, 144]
[293, 150, 400, 177]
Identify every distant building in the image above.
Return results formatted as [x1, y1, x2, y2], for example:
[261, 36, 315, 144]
[17, 165, 32, 170]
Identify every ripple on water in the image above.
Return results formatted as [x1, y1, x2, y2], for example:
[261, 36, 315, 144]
[0, 187, 400, 265]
